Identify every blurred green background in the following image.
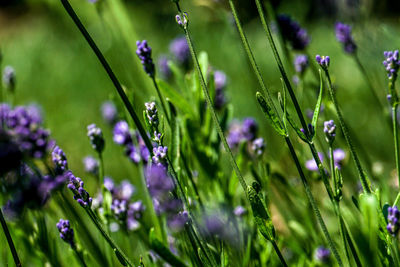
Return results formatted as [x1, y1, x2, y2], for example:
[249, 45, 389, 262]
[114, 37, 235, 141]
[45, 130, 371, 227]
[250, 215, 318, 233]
[1, 0, 400, 264]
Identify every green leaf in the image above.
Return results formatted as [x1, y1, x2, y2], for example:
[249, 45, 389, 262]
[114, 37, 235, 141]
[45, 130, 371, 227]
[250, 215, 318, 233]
[149, 228, 188, 267]
[247, 184, 275, 241]
[256, 92, 286, 137]
[114, 249, 128, 266]
[311, 69, 324, 136]
[382, 203, 390, 223]
[157, 79, 196, 119]
[198, 51, 209, 80]
[168, 101, 181, 170]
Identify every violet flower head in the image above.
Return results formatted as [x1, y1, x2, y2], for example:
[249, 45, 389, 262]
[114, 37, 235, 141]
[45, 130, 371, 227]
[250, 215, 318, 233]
[294, 54, 309, 75]
[242, 117, 258, 141]
[158, 55, 172, 79]
[324, 120, 336, 143]
[87, 124, 105, 154]
[227, 121, 243, 149]
[136, 40, 155, 77]
[145, 102, 159, 127]
[66, 171, 92, 208]
[305, 152, 324, 172]
[169, 36, 190, 66]
[277, 14, 310, 50]
[113, 121, 132, 145]
[251, 137, 265, 156]
[152, 145, 168, 165]
[214, 70, 227, 109]
[3, 66, 15, 91]
[316, 55, 330, 69]
[145, 165, 174, 198]
[168, 211, 189, 232]
[234, 206, 247, 217]
[383, 50, 400, 80]
[387, 206, 400, 235]
[83, 155, 99, 176]
[332, 148, 346, 169]
[315, 246, 330, 262]
[52, 145, 68, 174]
[56, 219, 75, 248]
[101, 101, 118, 125]
[127, 201, 145, 231]
[126, 144, 141, 164]
[335, 22, 357, 54]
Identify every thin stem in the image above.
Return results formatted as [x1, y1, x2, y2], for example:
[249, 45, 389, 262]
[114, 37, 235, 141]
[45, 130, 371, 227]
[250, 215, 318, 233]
[271, 240, 288, 267]
[324, 70, 371, 193]
[73, 248, 88, 267]
[85, 208, 134, 266]
[284, 137, 343, 266]
[394, 191, 400, 206]
[98, 152, 104, 184]
[0, 208, 21, 267]
[254, 0, 309, 135]
[392, 105, 400, 193]
[151, 77, 170, 125]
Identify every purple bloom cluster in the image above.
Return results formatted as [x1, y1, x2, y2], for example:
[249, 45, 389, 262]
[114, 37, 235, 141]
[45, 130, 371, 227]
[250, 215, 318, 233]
[3, 66, 15, 91]
[324, 120, 336, 143]
[152, 146, 168, 166]
[52, 145, 68, 174]
[1, 104, 51, 159]
[145, 165, 188, 231]
[277, 15, 310, 50]
[306, 149, 346, 172]
[169, 36, 190, 66]
[234, 205, 246, 217]
[101, 101, 118, 125]
[227, 118, 261, 153]
[335, 22, 357, 54]
[315, 246, 330, 262]
[214, 70, 227, 110]
[67, 171, 92, 208]
[158, 55, 172, 79]
[87, 124, 105, 154]
[383, 50, 400, 80]
[113, 121, 150, 164]
[56, 219, 75, 248]
[316, 55, 330, 69]
[294, 54, 309, 75]
[83, 155, 99, 176]
[145, 102, 159, 127]
[136, 40, 155, 77]
[387, 206, 400, 235]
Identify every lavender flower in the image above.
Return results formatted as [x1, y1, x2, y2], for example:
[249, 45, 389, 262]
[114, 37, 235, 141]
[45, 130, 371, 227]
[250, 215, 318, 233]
[316, 55, 330, 69]
[101, 101, 118, 125]
[113, 121, 132, 145]
[158, 55, 172, 79]
[234, 206, 246, 217]
[168, 211, 189, 232]
[294, 54, 309, 75]
[152, 145, 168, 166]
[251, 137, 265, 156]
[305, 152, 323, 172]
[52, 145, 68, 174]
[315, 246, 330, 262]
[387, 206, 400, 235]
[335, 22, 357, 54]
[332, 148, 346, 169]
[83, 156, 99, 176]
[277, 15, 310, 50]
[56, 219, 75, 248]
[242, 117, 258, 141]
[175, 13, 188, 28]
[169, 36, 190, 66]
[324, 120, 336, 143]
[383, 50, 400, 80]
[87, 124, 105, 154]
[227, 121, 243, 149]
[145, 102, 159, 127]
[214, 70, 227, 109]
[136, 40, 155, 77]
[3, 66, 15, 91]
[66, 171, 92, 208]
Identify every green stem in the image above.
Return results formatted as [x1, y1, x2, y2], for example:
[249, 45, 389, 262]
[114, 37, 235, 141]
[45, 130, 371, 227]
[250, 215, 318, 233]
[85, 208, 134, 266]
[98, 152, 104, 184]
[151, 77, 171, 125]
[254, 0, 309, 135]
[0, 208, 21, 267]
[73, 248, 88, 267]
[324, 70, 371, 193]
[271, 240, 288, 267]
[284, 137, 343, 266]
[392, 105, 400, 193]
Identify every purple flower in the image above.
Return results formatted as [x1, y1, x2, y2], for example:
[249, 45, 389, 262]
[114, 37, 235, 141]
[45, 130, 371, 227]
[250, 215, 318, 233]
[56, 219, 75, 248]
[145, 165, 174, 197]
[136, 40, 155, 77]
[294, 54, 309, 75]
[158, 55, 172, 79]
[52, 145, 68, 174]
[277, 15, 310, 50]
[83, 156, 99, 176]
[101, 101, 118, 125]
[169, 36, 190, 66]
[167, 211, 189, 232]
[335, 22, 357, 54]
[227, 121, 243, 149]
[0, 131, 22, 175]
[316, 55, 330, 69]
[152, 145, 168, 165]
[315, 246, 330, 262]
[332, 148, 346, 169]
[87, 124, 105, 154]
[242, 117, 258, 141]
[383, 50, 400, 80]
[305, 152, 323, 172]
[234, 206, 246, 217]
[324, 120, 336, 143]
[251, 137, 265, 156]
[113, 121, 132, 145]
[3, 66, 15, 91]
[387, 206, 400, 235]
[104, 177, 115, 192]
[145, 102, 159, 126]
[214, 70, 227, 109]
[66, 171, 92, 208]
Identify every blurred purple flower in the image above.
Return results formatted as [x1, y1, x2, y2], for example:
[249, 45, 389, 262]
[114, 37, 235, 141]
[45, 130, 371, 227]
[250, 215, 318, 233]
[335, 22, 357, 54]
[56, 219, 75, 248]
[101, 101, 118, 125]
[169, 36, 190, 66]
[83, 155, 99, 176]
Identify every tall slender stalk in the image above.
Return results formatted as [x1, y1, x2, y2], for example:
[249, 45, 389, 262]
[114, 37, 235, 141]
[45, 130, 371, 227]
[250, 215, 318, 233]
[0, 208, 22, 267]
[392, 104, 400, 192]
[324, 70, 371, 193]
[73, 248, 88, 267]
[151, 77, 171, 125]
